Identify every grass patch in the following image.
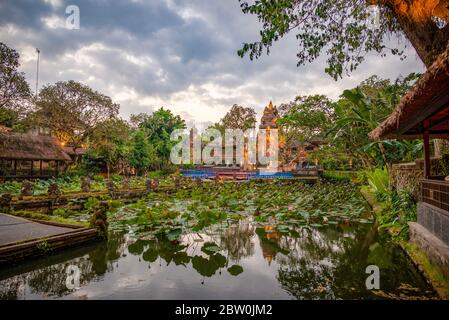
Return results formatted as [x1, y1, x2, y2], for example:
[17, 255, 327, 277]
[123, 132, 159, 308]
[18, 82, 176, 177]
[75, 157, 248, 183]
[361, 184, 449, 299]
[401, 241, 449, 299]
[360, 185, 415, 240]
[10, 210, 87, 227]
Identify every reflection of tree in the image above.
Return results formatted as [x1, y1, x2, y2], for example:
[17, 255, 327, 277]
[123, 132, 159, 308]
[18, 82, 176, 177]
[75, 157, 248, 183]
[1, 221, 429, 300]
[0, 257, 97, 299]
[191, 253, 226, 277]
[0, 233, 126, 299]
[254, 223, 378, 299]
[216, 219, 255, 262]
[88, 234, 125, 275]
[0, 275, 26, 299]
[128, 238, 230, 279]
[255, 222, 429, 299]
[142, 241, 190, 266]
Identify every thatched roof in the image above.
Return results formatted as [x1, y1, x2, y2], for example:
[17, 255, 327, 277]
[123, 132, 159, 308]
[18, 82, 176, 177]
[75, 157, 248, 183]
[370, 42, 449, 140]
[63, 146, 87, 156]
[0, 133, 71, 161]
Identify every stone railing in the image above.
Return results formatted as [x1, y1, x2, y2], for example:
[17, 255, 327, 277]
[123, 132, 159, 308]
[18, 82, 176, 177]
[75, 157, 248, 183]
[389, 157, 449, 200]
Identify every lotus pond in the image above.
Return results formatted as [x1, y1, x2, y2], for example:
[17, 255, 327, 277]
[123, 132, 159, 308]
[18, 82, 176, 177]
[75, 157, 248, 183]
[0, 181, 437, 299]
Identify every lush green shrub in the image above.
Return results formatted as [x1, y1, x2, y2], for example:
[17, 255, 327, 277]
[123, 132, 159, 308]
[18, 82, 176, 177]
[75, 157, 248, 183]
[356, 170, 370, 185]
[322, 171, 352, 183]
[366, 167, 389, 200]
[93, 175, 104, 182]
[111, 173, 123, 182]
[377, 190, 416, 240]
[0, 181, 21, 195]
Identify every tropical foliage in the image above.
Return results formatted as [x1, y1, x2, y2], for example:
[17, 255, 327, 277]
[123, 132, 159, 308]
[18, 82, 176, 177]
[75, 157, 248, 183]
[238, 0, 449, 78]
[32, 80, 120, 147]
[88, 118, 131, 177]
[314, 74, 421, 169]
[278, 95, 334, 144]
[132, 108, 186, 170]
[0, 42, 32, 130]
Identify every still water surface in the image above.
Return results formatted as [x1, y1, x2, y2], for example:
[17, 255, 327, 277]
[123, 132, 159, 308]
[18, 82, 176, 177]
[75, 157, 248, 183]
[0, 219, 436, 299]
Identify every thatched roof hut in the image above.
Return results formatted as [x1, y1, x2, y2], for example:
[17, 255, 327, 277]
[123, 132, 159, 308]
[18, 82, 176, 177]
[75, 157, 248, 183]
[369, 42, 449, 140]
[62, 146, 86, 157]
[0, 133, 71, 161]
[368, 43, 449, 259]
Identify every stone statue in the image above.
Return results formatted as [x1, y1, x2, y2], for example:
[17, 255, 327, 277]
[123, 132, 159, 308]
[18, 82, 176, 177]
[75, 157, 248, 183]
[173, 176, 180, 188]
[48, 183, 62, 198]
[90, 201, 109, 239]
[146, 178, 159, 192]
[107, 179, 116, 192]
[151, 178, 159, 190]
[0, 193, 12, 214]
[81, 176, 92, 193]
[122, 177, 130, 190]
[21, 180, 33, 196]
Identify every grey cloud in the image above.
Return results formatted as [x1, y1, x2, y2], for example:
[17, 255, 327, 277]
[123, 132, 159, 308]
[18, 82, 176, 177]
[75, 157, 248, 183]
[0, 0, 424, 123]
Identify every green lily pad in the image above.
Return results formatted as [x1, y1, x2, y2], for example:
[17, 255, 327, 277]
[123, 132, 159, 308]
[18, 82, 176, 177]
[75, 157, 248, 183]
[227, 265, 244, 276]
[166, 228, 182, 241]
[201, 242, 221, 255]
[142, 248, 158, 262]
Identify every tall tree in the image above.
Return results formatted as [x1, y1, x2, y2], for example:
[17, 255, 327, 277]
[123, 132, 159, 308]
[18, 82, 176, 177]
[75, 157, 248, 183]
[135, 107, 186, 165]
[32, 81, 119, 147]
[237, 0, 449, 79]
[89, 118, 131, 177]
[327, 74, 421, 168]
[129, 128, 154, 175]
[0, 42, 32, 127]
[278, 95, 334, 143]
[221, 104, 257, 130]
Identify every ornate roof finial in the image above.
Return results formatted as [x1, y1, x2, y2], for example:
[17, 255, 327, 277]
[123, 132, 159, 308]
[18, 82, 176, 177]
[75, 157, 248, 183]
[268, 100, 273, 110]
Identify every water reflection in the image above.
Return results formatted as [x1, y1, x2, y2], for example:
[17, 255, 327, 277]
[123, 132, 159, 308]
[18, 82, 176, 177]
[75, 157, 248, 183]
[0, 220, 436, 300]
[218, 220, 255, 262]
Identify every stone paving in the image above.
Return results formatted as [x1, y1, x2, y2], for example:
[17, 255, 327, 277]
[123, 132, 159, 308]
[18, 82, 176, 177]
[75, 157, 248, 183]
[0, 213, 74, 246]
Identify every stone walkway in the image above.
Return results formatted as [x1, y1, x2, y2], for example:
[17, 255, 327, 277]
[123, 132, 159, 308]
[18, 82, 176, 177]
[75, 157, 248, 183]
[0, 214, 74, 246]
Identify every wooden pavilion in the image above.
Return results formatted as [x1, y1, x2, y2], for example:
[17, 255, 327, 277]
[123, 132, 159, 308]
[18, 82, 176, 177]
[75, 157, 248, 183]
[0, 133, 71, 179]
[370, 42, 449, 269]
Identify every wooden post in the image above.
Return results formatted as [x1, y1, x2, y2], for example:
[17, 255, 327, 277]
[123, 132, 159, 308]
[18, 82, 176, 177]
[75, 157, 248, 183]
[39, 160, 43, 176]
[56, 161, 59, 177]
[423, 130, 431, 179]
[30, 160, 34, 176]
[13, 160, 17, 177]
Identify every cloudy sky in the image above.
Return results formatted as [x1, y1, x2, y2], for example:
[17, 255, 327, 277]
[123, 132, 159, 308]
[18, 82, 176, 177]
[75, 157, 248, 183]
[0, 0, 425, 127]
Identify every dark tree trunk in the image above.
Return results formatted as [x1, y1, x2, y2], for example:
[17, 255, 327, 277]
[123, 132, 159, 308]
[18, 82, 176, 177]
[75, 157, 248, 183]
[385, 1, 449, 68]
[396, 16, 448, 67]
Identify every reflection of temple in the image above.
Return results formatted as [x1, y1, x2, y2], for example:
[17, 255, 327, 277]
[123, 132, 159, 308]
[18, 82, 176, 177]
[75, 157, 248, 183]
[257, 225, 282, 266]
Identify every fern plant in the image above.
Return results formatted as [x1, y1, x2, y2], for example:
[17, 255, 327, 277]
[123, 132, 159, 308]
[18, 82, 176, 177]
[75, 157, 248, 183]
[367, 167, 389, 200]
